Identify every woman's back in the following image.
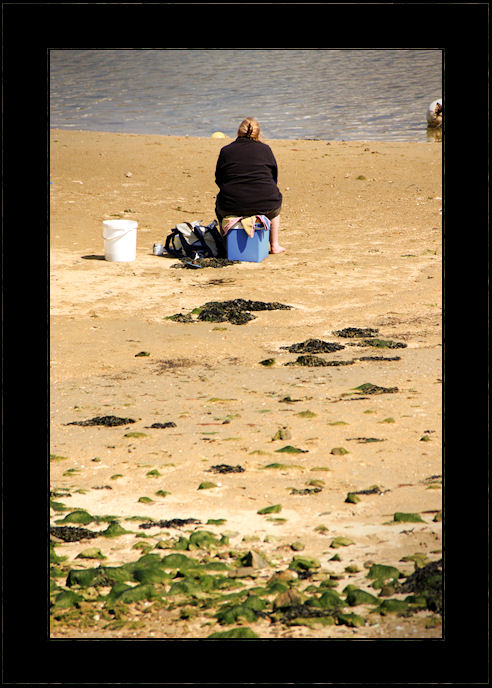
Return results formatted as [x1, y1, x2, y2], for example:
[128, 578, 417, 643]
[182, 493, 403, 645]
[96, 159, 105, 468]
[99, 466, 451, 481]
[215, 135, 282, 216]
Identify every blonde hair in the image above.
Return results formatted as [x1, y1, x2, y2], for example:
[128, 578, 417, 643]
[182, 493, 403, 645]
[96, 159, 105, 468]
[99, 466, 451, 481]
[237, 117, 261, 141]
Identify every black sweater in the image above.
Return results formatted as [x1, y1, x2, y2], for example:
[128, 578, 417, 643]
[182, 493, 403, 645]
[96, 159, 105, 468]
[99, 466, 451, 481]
[215, 137, 283, 215]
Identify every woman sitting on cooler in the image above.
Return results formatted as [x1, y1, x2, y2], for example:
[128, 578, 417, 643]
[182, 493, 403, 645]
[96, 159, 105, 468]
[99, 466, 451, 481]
[214, 117, 285, 254]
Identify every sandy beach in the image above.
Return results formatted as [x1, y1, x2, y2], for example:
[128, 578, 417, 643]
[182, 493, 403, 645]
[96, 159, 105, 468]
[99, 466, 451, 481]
[49, 128, 442, 639]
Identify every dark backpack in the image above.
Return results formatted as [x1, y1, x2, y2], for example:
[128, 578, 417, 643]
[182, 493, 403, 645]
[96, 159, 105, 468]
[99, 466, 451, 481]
[165, 219, 226, 259]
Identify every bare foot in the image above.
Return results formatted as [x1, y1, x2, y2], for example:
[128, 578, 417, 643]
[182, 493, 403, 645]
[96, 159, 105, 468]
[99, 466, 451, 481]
[270, 244, 286, 254]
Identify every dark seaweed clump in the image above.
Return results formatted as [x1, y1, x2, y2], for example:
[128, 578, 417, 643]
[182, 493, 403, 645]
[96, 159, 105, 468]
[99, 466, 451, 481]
[281, 339, 345, 353]
[139, 518, 201, 530]
[167, 313, 194, 323]
[277, 604, 334, 622]
[286, 355, 353, 367]
[198, 299, 291, 325]
[353, 383, 398, 395]
[50, 526, 98, 542]
[399, 559, 442, 614]
[362, 339, 407, 349]
[207, 464, 245, 474]
[352, 485, 384, 495]
[359, 356, 401, 362]
[146, 422, 177, 429]
[171, 257, 238, 269]
[66, 416, 136, 427]
[290, 487, 322, 495]
[334, 328, 379, 338]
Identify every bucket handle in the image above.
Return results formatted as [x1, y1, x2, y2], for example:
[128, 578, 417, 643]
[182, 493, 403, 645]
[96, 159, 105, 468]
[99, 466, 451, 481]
[103, 227, 135, 241]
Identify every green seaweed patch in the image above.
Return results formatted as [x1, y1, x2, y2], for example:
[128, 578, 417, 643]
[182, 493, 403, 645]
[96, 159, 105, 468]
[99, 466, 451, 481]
[50, 542, 68, 564]
[307, 479, 325, 487]
[112, 583, 162, 605]
[198, 481, 218, 490]
[102, 521, 132, 538]
[271, 428, 291, 441]
[132, 565, 171, 585]
[50, 454, 69, 462]
[75, 548, 106, 560]
[345, 493, 361, 504]
[336, 612, 366, 627]
[146, 469, 162, 478]
[259, 358, 276, 367]
[66, 567, 105, 588]
[138, 496, 154, 504]
[307, 589, 344, 609]
[160, 553, 200, 569]
[330, 447, 349, 455]
[275, 445, 308, 454]
[155, 490, 171, 497]
[51, 590, 84, 609]
[367, 564, 402, 588]
[345, 588, 379, 606]
[289, 616, 336, 628]
[188, 530, 223, 550]
[376, 598, 409, 615]
[56, 510, 94, 526]
[289, 556, 321, 573]
[257, 504, 282, 515]
[400, 552, 428, 568]
[124, 432, 148, 438]
[330, 536, 355, 548]
[202, 563, 232, 576]
[295, 410, 317, 418]
[50, 500, 70, 512]
[207, 518, 227, 525]
[393, 512, 425, 523]
[208, 627, 259, 638]
[291, 541, 305, 551]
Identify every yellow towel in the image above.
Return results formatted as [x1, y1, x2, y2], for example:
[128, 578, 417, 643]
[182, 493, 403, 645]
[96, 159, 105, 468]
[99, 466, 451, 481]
[222, 215, 256, 238]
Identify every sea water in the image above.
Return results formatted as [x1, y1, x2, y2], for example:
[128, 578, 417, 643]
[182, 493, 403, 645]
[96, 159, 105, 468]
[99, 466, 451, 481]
[50, 49, 442, 142]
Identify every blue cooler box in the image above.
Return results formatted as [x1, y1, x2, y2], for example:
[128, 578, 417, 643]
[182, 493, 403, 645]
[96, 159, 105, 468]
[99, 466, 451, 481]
[226, 227, 270, 262]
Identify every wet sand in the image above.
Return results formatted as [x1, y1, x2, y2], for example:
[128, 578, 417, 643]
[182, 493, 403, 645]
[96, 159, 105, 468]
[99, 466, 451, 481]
[49, 129, 442, 638]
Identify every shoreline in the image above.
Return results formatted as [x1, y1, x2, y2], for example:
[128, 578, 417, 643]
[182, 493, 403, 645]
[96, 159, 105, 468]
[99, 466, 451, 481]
[50, 125, 442, 144]
[50, 129, 442, 638]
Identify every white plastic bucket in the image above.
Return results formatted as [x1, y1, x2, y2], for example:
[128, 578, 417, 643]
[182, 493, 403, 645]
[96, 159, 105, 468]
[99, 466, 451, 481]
[102, 220, 138, 262]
